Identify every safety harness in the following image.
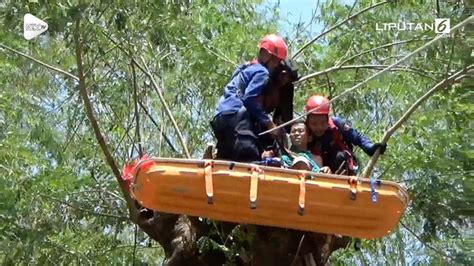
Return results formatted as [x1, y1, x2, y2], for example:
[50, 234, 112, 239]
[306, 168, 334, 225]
[327, 118, 359, 174]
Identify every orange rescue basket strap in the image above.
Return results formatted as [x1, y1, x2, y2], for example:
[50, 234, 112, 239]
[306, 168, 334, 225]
[298, 172, 306, 216]
[249, 165, 262, 209]
[348, 176, 358, 200]
[204, 160, 214, 204]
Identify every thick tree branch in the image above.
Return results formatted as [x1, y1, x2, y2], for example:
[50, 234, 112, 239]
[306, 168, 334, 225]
[362, 66, 472, 179]
[292, 1, 388, 59]
[0, 43, 79, 81]
[260, 15, 474, 136]
[73, 19, 138, 221]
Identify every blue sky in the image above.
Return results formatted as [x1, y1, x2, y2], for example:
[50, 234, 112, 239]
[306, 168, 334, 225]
[273, 0, 322, 35]
[270, 0, 355, 35]
[278, 0, 318, 23]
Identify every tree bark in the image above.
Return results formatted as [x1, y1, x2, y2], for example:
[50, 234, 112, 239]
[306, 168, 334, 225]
[135, 213, 350, 265]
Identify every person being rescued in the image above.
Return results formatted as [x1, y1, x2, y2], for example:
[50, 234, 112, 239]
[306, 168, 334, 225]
[211, 34, 293, 162]
[304, 95, 387, 175]
[262, 120, 332, 173]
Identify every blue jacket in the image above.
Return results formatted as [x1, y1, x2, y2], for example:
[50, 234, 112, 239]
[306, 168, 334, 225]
[312, 116, 375, 156]
[215, 62, 271, 125]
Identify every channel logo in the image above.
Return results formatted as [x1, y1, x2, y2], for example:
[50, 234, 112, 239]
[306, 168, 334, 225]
[434, 18, 450, 34]
[24, 13, 48, 40]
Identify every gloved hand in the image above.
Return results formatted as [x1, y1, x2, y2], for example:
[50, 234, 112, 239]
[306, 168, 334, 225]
[367, 143, 387, 156]
[281, 59, 299, 81]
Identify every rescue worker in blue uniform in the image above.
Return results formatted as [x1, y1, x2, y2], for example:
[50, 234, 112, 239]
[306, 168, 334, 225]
[304, 95, 387, 174]
[211, 34, 293, 162]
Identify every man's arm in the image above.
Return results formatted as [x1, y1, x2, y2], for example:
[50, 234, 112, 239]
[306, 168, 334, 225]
[332, 117, 377, 155]
[241, 69, 272, 125]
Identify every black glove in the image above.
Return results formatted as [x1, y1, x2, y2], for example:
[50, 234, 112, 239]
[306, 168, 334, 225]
[367, 143, 387, 156]
[281, 58, 299, 81]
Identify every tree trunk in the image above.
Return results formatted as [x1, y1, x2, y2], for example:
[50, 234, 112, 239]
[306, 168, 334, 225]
[136, 211, 350, 265]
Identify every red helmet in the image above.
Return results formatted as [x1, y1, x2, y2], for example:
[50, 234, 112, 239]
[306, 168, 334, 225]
[258, 34, 288, 60]
[304, 95, 330, 115]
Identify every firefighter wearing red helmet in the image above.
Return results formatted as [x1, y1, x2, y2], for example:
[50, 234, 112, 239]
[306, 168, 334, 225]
[258, 34, 288, 61]
[304, 95, 387, 174]
[211, 34, 295, 162]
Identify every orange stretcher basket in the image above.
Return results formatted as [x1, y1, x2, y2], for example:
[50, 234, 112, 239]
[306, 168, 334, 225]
[131, 158, 409, 239]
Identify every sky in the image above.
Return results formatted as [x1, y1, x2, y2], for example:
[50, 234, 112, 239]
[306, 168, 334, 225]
[278, 0, 318, 23]
[273, 0, 322, 35]
[270, 0, 355, 35]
